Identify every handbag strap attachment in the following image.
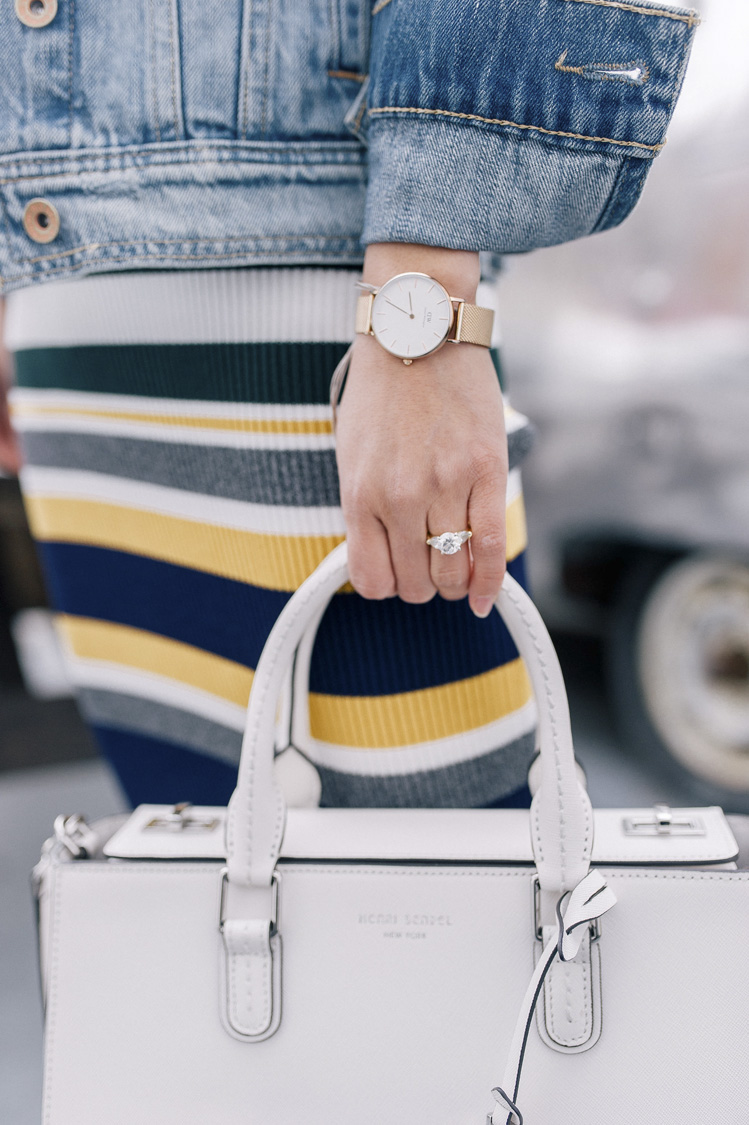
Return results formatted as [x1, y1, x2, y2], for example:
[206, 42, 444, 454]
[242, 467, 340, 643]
[488, 870, 618, 1125]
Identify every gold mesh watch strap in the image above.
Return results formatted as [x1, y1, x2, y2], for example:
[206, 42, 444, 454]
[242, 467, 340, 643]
[453, 302, 494, 347]
[355, 293, 373, 335]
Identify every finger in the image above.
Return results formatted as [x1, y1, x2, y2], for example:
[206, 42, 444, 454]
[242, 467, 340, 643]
[467, 475, 507, 618]
[425, 509, 471, 600]
[384, 502, 436, 605]
[345, 513, 396, 600]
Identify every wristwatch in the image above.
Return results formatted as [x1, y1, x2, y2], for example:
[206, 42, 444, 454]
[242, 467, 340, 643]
[355, 271, 494, 365]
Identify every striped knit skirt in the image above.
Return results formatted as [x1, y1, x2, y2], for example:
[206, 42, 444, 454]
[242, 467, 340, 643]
[5, 267, 536, 809]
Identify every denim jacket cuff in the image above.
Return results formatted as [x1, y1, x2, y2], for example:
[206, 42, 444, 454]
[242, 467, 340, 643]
[358, 0, 699, 253]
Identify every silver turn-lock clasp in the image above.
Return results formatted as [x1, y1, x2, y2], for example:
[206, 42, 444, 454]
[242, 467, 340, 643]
[622, 804, 705, 837]
[144, 802, 220, 833]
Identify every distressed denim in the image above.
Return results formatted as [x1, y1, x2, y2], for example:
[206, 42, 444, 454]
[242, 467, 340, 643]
[0, 0, 698, 293]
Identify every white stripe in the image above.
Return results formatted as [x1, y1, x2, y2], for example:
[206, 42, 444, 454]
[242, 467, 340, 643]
[65, 655, 534, 775]
[19, 466, 347, 535]
[507, 467, 522, 505]
[11, 412, 336, 450]
[64, 657, 247, 732]
[503, 405, 529, 434]
[10, 388, 334, 422]
[4, 268, 363, 349]
[298, 698, 538, 775]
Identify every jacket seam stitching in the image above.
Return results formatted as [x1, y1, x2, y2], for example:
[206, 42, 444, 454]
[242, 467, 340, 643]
[558, 0, 699, 26]
[368, 106, 664, 152]
[329, 0, 341, 71]
[0, 245, 365, 286]
[0, 150, 365, 186]
[260, 3, 271, 138]
[148, 0, 162, 144]
[67, 0, 75, 147]
[241, 0, 254, 141]
[0, 189, 14, 285]
[167, 0, 181, 140]
[372, 0, 394, 14]
[18, 232, 360, 266]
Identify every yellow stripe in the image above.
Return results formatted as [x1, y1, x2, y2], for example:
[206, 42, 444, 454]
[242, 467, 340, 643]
[505, 492, 527, 563]
[58, 616, 253, 707]
[11, 404, 332, 435]
[23, 488, 525, 591]
[308, 657, 532, 748]
[23, 495, 345, 591]
[60, 615, 530, 750]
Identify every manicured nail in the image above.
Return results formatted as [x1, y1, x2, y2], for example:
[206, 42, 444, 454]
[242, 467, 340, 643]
[472, 597, 494, 619]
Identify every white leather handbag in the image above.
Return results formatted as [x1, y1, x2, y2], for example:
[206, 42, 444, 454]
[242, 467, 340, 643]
[34, 541, 749, 1124]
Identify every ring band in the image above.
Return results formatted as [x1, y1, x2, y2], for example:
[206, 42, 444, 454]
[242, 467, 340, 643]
[426, 529, 472, 555]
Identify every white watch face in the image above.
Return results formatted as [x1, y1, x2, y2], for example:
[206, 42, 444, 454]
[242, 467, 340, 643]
[370, 273, 453, 360]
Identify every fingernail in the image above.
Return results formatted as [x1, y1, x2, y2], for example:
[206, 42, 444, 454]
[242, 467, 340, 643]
[472, 597, 494, 619]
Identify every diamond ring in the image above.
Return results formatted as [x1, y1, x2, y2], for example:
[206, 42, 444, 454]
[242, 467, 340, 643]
[426, 529, 472, 555]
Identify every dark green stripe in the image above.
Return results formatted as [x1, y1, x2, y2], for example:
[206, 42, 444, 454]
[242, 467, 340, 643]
[13, 342, 505, 402]
[13, 342, 350, 405]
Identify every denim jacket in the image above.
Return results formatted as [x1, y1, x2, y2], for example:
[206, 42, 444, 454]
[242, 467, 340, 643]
[0, 0, 698, 293]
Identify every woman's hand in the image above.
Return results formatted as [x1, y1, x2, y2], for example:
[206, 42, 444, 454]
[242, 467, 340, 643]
[335, 244, 507, 619]
[0, 298, 22, 476]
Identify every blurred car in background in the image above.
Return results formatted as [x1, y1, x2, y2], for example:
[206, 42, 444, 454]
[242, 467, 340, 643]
[502, 0, 749, 809]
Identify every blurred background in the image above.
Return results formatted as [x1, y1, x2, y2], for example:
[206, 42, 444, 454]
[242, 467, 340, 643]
[1, 0, 748, 1119]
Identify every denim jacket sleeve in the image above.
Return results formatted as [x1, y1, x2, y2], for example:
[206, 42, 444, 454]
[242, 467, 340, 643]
[350, 0, 699, 253]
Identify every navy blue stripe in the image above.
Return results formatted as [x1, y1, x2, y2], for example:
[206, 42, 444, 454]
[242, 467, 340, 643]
[38, 541, 285, 670]
[90, 724, 532, 811]
[39, 542, 528, 696]
[310, 557, 527, 695]
[91, 725, 238, 808]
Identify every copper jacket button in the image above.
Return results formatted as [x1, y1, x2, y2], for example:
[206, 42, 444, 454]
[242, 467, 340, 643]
[15, 0, 57, 28]
[23, 199, 60, 243]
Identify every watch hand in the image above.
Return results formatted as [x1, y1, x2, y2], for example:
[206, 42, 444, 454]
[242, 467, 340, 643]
[408, 291, 413, 316]
[385, 298, 410, 316]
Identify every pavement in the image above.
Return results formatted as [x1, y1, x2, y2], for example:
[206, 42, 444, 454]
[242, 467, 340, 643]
[0, 641, 695, 1124]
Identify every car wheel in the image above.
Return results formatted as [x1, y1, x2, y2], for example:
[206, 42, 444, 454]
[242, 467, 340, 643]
[608, 552, 749, 810]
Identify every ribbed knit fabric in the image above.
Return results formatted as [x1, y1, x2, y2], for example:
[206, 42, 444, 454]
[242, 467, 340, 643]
[5, 267, 536, 809]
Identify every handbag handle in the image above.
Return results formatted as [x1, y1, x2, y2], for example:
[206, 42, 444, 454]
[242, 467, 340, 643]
[226, 541, 592, 896]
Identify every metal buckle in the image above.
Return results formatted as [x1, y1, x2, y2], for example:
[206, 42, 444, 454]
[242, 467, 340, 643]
[144, 802, 220, 833]
[53, 813, 98, 859]
[622, 804, 705, 837]
[532, 876, 601, 944]
[218, 868, 280, 936]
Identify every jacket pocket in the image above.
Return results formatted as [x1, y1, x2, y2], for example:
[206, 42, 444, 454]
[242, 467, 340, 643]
[241, 0, 369, 141]
[0, 1, 74, 156]
[332, 0, 370, 78]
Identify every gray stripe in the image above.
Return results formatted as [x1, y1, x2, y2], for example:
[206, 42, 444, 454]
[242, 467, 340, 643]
[79, 682, 533, 806]
[20, 432, 342, 506]
[315, 730, 535, 809]
[77, 688, 242, 765]
[508, 421, 535, 469]
[21, 422, 532, 505]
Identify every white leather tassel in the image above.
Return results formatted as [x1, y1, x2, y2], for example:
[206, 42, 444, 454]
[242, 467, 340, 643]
[489, 870, 617, 1124]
